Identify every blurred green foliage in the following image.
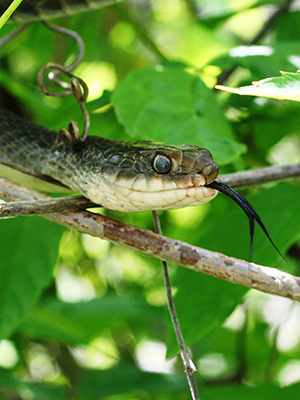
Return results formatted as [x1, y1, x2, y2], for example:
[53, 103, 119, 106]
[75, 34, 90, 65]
[1, 0, 300, 398]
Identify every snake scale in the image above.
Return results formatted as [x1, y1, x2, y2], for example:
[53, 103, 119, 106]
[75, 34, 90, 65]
[0, 0, 283, 258]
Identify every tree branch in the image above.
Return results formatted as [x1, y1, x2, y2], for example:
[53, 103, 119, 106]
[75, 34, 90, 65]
[1, 175, 300, 302]
[0, 196, 96, 217]
[219, 163, 300, 187]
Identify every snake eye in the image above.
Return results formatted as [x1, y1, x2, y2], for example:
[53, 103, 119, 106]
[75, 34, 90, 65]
[153, 154, 172, 174]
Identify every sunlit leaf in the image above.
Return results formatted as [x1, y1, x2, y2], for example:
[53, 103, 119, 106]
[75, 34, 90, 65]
[216, 71, 300, 102]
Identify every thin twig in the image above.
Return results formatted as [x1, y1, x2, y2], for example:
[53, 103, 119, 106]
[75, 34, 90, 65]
[248, 0, 294, 45]
[219, 164, 300, 187]
[115, 3, 167, 63]
[42, 21, 85, 72]
[1, 176, 300, 301]
[216, 0, 295, 86]
[153, 211, 200, 400]
[0, 23, 30, 47]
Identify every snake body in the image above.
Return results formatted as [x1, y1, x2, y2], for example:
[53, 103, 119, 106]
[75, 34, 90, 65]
[0, 0, 124, 21]
[0, 107, 219, 212]
[0, 0, 219, 212]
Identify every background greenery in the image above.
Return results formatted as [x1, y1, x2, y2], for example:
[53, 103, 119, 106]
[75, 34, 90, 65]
[1, 0, 300, 398]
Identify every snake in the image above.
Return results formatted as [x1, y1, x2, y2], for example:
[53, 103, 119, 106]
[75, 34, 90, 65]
[0, 107, 220, 212]
[0, 0, 284, 260]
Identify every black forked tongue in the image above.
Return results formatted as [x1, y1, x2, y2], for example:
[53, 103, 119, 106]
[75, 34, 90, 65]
[207, 180, 285, 263]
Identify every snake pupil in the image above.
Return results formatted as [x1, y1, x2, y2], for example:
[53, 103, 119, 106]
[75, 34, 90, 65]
[153, 154, 172, 174]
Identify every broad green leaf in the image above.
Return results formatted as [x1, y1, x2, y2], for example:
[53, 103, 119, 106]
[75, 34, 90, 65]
[0, 217, 64, 339]
[276, 11, 300, 42]
[216, 71, 300, 101]
[76, 366, 187, 398]
[20, 294, 164, 345]
[238, 100, 300, 158]
[112, 67, 246, 165]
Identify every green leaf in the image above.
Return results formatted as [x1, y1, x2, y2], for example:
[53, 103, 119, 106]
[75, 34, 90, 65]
[167, 271, 247, 357]
[112, 67, 246, 164]
[0, 217, 64, 339]
[201, 382, 300, 400]
[276, 11, 300, 42]
[76, 366, 187, 398]
[216, 71, 300, 102]
[20, 294, 164, 345]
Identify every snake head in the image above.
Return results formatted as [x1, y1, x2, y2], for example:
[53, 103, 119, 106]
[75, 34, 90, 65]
[88, 140, 220, 212]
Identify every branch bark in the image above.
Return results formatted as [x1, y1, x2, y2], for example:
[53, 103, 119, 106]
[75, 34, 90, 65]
[1, 175, 300, 302]
[0, 195, 96, 217]
[219, 163, 300, 187]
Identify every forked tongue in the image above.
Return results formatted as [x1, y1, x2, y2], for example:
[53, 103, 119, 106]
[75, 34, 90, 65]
[206, 181, 285, 263]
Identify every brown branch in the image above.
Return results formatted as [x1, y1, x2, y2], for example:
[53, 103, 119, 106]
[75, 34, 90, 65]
[0, 196, 96, 217]
[1, 176, 300, 302]
[219, 163, 300, 187]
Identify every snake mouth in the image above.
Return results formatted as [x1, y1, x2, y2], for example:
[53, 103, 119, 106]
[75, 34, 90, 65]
[88, 174, 219, 212]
